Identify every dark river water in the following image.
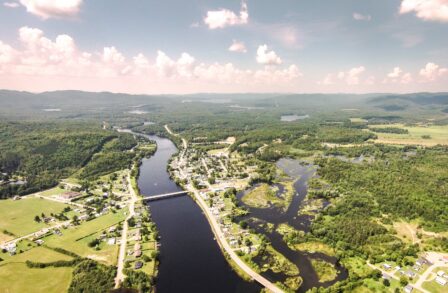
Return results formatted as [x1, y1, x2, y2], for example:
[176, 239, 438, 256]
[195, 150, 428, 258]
[236, 159, 348, 292]
[135, 133, 261, 293]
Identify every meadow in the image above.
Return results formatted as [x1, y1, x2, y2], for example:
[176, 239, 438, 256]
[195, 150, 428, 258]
[0, 197, 69, 237]
[370, 124, 448, 146]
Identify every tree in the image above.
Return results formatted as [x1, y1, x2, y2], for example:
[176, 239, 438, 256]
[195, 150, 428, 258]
[383, 278, 390, 287]
[399, 276, 408, 286]
[34, 215, 41, 223]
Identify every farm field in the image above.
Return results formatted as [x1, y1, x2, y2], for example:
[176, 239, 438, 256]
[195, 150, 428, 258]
[43, 210, 125, 265]
[370, 124, 448, 146]
[0, 197, 70, 237]
[0, 246, 74, 293]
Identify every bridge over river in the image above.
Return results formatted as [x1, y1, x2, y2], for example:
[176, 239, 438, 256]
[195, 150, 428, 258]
[138, 190, 189, 202]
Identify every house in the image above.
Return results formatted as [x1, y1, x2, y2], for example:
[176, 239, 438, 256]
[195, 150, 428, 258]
[107, 238, 116, 245]
[404, 285, 413, 293]
[35, 239, 44, 245]
[134, 261, 143, 269]
[108, 226, 116, 233]
[435, 276, 447, 286]
[134, 243, 141, 251]
[415, 258, 428, 266]
[60, 191, 81, 201]
[134, 249, 142, 257]
[405, 270, 416, 278]
[437, 270, 445, 277]
[382, 263, 392, 270]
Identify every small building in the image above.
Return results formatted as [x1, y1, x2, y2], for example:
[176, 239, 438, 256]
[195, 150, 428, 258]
[437, 271, 446, 277]
[382, 263, 392, 270]
[107, 238, 116, 245]
[134, 261, 143, 269]
[404, 285, 413, 293]
[134, 249, 142, 257]
[13, 196, 21, 201]
[435, 276, 447, 286]
[405, 270, 416, 278]
[60, 191, 81, 201]
[108, 226, 116, 233]
[35, 239, 44, 245]
[415, 258, 428, 266]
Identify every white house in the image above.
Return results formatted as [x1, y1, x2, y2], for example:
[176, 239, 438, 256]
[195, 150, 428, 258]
[435, 276, 447, 286]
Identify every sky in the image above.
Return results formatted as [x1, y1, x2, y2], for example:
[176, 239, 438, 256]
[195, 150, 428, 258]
[0, 0, 447, 94]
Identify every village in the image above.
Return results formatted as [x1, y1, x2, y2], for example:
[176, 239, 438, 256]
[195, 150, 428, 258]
[0, 141, 159, 292]
[169, 138, 264, 257]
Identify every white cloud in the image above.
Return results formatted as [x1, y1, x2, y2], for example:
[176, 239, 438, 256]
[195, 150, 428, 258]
[4, 2, 19, 8]
[384, 67, 413, 84]
[399, 0, 448, 22]
[353, 12, 372, 21]
[256, 44, 282, 65]
[228, 40, 247, 53]
[0, 27, 305, 93]
[321, 66, 367, 85]
[419, 62, 448, 81]
[388, 67, 403, 78]
[204, 0, 248, 29]
[20, 0, 83, 19]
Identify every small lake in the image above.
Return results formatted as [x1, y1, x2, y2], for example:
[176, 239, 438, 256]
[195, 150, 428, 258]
[281, 114, 310, 122]
[135, 133, 260, 293]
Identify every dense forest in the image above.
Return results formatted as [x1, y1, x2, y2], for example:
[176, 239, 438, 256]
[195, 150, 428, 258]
[0, 122, 137, 198]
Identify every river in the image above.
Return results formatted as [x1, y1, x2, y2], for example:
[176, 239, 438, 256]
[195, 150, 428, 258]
[135, 133, 261, 293]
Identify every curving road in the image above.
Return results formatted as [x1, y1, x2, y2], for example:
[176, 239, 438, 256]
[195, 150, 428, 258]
[165, 124, 283, 293]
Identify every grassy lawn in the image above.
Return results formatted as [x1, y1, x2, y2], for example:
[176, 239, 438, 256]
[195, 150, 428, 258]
[422, 280, 447, 293]
[370, 124, 448, 146]
[43, 210, 125, 265]
[310, 259, 337, 282]
[0, 246, 74, 293]
[39, 187, 65, 197]
[0, 263, 73, 293]
[0, 197, 70, 237]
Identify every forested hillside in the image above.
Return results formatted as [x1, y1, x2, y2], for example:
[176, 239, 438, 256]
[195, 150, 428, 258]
[0, 122, 136, 198]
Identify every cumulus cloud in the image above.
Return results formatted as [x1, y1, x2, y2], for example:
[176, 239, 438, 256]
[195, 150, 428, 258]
[388, 67, 403, 78]
[204, 0, 248, 29]
[353, 12, 372, 21]
[4, 2, 20, 8]
[419, 62, 448, 81]
[321, 66, 367, 85]
[228, 40, 247, 53]
[399, 0, 448, 22]
[20, 0, 83, 19]
[384, 67, 413, 84]
[256, 45, 282, 65]
[0, 27, 305, 93]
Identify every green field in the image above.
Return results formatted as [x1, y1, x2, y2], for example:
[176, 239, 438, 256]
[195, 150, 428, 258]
[0, 197, 70, 237]
[0, 246, 74, 293]
[370, 124, 448, 146]
[43, 210, 125, 265]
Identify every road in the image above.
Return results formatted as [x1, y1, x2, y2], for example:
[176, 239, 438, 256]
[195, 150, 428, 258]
[114, 172, 137, 288]
[166, 124, 283, 293]
[1, 220, 70, 247]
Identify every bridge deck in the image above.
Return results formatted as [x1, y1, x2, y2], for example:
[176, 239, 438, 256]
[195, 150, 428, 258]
[140, 190, 188, 201]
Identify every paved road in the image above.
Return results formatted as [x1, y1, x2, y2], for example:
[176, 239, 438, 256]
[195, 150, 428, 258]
[114, 172, 137, 288]
[166, 124, 283, 293]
